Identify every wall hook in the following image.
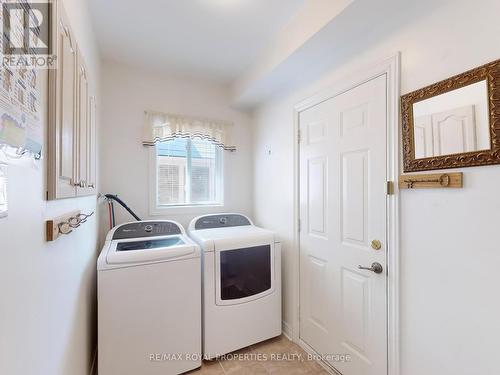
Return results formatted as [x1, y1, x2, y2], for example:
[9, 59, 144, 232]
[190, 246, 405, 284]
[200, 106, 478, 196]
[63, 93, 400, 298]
[46, 210, 95, 241]
[399, 172, 463, 189]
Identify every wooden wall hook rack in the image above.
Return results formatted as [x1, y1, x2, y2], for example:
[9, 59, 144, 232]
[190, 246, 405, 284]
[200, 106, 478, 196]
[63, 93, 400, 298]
[399, 172, 463, 189]
[46, 210, 94, 241]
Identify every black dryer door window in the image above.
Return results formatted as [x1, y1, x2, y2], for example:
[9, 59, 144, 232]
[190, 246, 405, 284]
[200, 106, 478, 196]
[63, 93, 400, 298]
[219, 245, 271, 300]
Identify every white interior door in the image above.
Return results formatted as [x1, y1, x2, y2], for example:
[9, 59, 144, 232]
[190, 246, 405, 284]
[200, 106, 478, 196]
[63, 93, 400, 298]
[299, 75, 388, 375]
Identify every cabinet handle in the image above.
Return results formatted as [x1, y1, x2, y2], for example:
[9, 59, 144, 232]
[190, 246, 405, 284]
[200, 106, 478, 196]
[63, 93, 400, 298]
[72, 180, 87, 188]
[88, 183, 95, 189]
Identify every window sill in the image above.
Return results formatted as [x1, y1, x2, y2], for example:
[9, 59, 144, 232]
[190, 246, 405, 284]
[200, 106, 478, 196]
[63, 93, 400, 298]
[149, 203, 225, 216]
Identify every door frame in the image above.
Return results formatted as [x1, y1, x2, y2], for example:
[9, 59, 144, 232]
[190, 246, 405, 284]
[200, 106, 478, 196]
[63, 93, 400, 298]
[292, 53, 401, 375]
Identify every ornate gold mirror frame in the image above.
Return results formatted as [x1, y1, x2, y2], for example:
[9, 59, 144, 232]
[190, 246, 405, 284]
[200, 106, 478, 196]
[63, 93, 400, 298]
[402, 59, 500, 172]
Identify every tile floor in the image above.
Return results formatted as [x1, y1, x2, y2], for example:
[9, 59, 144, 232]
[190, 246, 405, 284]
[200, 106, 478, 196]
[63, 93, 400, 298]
[188, 335, 330, 374]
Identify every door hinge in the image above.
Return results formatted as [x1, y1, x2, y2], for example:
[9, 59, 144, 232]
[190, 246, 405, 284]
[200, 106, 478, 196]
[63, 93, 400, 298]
[297, 129, 301, 144]
[387, 181, 394, 195]
[298, 219, 301, 232]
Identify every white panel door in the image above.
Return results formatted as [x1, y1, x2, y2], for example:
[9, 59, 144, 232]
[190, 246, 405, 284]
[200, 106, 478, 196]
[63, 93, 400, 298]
[299, 75, 387, 375]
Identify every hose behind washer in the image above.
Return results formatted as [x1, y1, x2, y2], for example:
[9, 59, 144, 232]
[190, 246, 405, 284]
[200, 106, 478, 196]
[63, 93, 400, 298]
[104, 194, 141, 221]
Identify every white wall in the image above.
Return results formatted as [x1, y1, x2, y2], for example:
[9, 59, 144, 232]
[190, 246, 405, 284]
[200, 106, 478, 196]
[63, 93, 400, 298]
[251, 0, 500, 374]
[0, 1, 101, 374]
[99, 61, 253, 232]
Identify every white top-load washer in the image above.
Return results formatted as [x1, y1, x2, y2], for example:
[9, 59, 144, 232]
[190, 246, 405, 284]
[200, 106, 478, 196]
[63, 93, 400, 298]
[98, 220, 201, 375]
[188, 214, 281, 358]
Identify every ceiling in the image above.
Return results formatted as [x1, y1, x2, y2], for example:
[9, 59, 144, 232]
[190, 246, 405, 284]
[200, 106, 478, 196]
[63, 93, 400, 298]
[88, 0, 305, 84]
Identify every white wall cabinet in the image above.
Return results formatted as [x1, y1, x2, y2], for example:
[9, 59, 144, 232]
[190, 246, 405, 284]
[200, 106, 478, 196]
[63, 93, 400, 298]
[48, 2, 97, 200]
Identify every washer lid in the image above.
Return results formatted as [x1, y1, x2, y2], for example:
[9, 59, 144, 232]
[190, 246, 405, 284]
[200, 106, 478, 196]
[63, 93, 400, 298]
[106, 235, 197, 264]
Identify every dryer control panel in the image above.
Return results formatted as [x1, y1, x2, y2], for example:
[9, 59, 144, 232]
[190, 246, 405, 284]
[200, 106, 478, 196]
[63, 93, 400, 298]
[194, 214, 251, 230]
[112, 221, 182, 240]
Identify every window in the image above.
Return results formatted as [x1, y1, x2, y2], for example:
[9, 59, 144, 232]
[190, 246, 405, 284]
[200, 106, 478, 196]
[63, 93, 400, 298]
[152, 138, 223, 208]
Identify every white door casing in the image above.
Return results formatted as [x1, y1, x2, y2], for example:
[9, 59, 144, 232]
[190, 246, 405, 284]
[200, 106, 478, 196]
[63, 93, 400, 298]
[299, 75, 388, 375]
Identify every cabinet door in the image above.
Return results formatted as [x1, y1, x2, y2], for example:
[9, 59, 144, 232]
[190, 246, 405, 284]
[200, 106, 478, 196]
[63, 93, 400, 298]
[75, 52, 97, 196]
[88, 94, 97, 191]
[76, 52, 94, 195]
[47, 6, 77, 199]
[48, 2, 97, 199]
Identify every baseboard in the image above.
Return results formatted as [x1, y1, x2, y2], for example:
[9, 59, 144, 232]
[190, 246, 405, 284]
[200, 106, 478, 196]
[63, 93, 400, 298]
[89, 348, 97, 375]
[285, 321, 339, 375]
[282, 320, 292, 341]
[297, 339, 340, 375]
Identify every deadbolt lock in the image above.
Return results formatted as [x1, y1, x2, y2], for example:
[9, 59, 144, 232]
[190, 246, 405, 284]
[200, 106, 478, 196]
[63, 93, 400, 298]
[371, 239, 382, 250]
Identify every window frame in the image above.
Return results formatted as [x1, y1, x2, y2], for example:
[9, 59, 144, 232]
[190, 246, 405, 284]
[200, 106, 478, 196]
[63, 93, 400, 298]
[149, 138, 224, 215]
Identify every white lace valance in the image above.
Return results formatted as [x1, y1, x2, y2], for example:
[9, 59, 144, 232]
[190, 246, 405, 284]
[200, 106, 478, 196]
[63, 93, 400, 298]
[143, 111, 236, 151]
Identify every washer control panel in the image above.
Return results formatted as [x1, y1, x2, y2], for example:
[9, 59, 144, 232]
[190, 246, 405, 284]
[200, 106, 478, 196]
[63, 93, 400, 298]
[194, 214, 251, 230]
[112, 221, 182, 240]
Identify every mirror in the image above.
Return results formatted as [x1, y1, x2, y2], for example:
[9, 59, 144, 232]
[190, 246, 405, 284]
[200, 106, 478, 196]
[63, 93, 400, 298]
[402, 59, 500, 172]
[412, 80, 490, 158]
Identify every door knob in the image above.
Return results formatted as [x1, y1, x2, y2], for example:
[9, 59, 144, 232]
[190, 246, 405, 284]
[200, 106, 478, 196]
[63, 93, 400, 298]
[371, 239, 382, 250]
[358, 262, 384, 274]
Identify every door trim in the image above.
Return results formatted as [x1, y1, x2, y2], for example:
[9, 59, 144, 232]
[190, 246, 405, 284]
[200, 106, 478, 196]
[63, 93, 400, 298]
[292, 53, 401, 375]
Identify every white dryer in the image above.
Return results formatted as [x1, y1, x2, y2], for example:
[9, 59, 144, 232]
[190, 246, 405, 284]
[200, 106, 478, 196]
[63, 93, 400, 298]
[188, 214, 281, 358]
[98, 220, 201, 375]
